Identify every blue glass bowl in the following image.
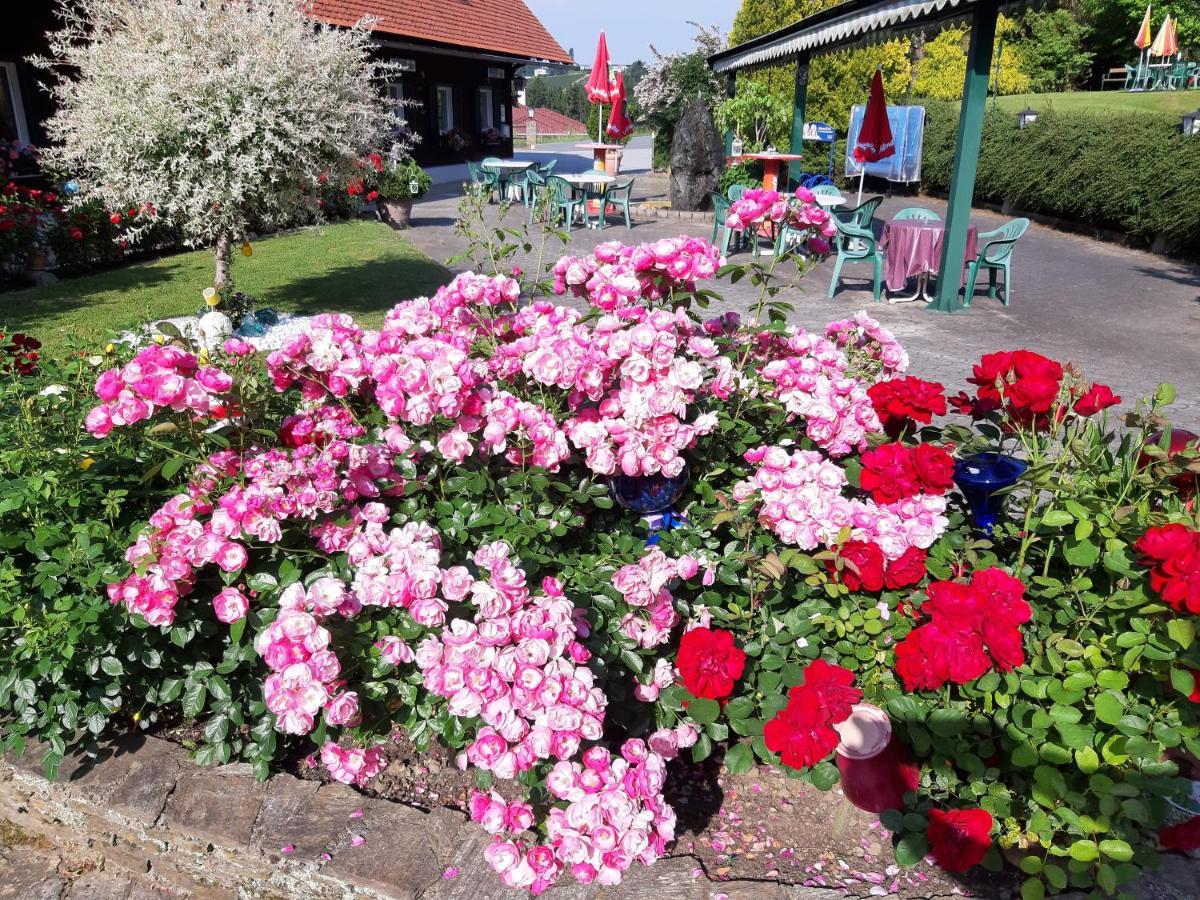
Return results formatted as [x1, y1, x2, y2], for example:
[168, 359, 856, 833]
[609, 470, 689, 515]
[953, 452, 1027, 533]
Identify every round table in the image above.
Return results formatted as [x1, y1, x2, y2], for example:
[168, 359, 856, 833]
[878, 219, 979, 304]
[574, 142, 623, 173]
[482, 160, 534, 200]
[734, 152, 804, 192]
[814, 194, 846, 208]
[560, 172, 616, 228]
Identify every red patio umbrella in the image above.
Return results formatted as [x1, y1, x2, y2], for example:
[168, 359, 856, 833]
[605, 71, 634, 140]
[852, 67, 895, 202]
[585, 31, 616, 141]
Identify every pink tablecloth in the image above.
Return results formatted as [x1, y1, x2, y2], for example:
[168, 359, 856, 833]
[878, 220, 978, 293]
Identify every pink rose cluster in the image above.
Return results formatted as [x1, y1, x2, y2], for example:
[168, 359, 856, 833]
[266, 313, 368, 401]
[825, 311, 910, 379]
[724, 186, 837, 253]
[552, 236, 723, 311]
[733, 445, 948, 560]
[346, 519, 462, 627]
[476, 739, 679, 892]
[611, 548, 698, 648]
[320, 741, 387, 787]
[415, 542, 603, 780]
[86, 344, 234, 437]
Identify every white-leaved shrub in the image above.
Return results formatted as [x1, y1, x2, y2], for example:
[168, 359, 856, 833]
[36, 0, 404, 287]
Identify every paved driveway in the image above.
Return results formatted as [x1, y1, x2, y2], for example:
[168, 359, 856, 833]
[404, 185, 1200, 424]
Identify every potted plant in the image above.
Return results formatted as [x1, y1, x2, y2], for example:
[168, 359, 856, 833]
[378, 158, 431, 229]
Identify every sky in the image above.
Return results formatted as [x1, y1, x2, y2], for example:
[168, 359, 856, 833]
[524, 0, 736, 64]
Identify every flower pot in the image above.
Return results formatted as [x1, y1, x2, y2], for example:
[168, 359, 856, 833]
[953, 452, 1027, 534]
[609, 470, 689, 515]
[834, 704, 921, 815]
[383, 198, 414, 229]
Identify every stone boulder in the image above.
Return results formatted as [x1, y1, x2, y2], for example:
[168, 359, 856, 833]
[669, 99, 723, 212]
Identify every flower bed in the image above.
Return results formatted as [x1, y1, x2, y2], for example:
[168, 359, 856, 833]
[2, 188, 1198, 899]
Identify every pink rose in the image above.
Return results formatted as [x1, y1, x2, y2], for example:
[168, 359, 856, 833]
[212, 586, 249, 623]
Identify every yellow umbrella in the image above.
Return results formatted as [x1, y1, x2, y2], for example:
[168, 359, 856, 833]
[1135, 5, 1153, 49]
[1150, 14, 1177, 57]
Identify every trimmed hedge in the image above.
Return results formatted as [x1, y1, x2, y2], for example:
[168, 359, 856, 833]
[922, 103, 1200, 256]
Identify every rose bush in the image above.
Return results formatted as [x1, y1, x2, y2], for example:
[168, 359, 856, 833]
[1, 190, 1198, 897]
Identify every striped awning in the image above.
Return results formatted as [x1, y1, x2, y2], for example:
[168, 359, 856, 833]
[710, 0, 987, 72]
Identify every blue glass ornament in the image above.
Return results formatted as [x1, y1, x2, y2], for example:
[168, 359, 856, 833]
[64, 179, 80, 196]
[255, 308, 280, 326]
[235, 317, 267, 338]
[953, 452, 1026, 533]
[609, 470, 689, 515]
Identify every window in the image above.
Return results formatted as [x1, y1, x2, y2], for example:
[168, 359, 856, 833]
[436, 85, 455, 134]
[386, 82, 408, 125]
[478, 87, 494, 131]
[0, 62, 29, 145]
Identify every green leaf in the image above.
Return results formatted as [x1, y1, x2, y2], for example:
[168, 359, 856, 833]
[1020, 878, 1045, 900]
[1171, 668, 1196, 698]
[1098, 840, 1133, 862]
[1094, 691, 1124, 725]
[228, 616, 246, 645]
[1041, 509, 1074, 527]
[688, 698, 720, 725]
[894, 833, 929, 866]
[724, 697, 756, 720]
[1043, 863, 1067, 890]
[1019, 855, 1043, 875]
[1167, 619, 1195, 650]
[724, 742, 754, 775]
[1068, 839, 1098, 862]
[182, 682, 207, 719]
[1095, 670, 1129, 690]
[1075, 747, 1100, 774]
[99, 656, 123, 677]
[1063, 538, 1100, 567]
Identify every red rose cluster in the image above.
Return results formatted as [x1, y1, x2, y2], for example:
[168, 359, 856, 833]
[0, 332, 41, 376]
[763, 659, 861, 770]
[676, 627, 746, 701]
[893, 569, 1030, 692]
[926, 807, 994, 872]
[867, 376, 947, 438]
[1159, 815, 1200, 852]
[950, 350, 1119, 428]
[859, 442, 955, 506]
[1135, 524, 1200, 615]
[827, 541, 927, 593]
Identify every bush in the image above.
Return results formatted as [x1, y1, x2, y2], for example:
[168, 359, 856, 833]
[377, 158, 431, 201]
[923, 104, 1200, 255]
[717, 160, 763, 195]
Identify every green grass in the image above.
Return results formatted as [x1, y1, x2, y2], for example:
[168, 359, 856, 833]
[0, 220, 450, 350]
[992, 89, 1198, 117]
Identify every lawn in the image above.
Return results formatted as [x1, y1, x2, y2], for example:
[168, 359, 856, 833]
[992, 89, 1198, 117]
[0, 220, 450, 350]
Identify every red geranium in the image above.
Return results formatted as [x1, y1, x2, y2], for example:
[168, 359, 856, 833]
[676, 627, 746, 700]
[1159, 816, 1200, 852]
[829, 541, 886, 592]
[893, 568, 1030, 691]
[926, 807, 993, 872]
[884, 546, 927, 590]
[763, 659, 860, 770]
[868, 376, 947, 438]
[1073, 382, 1121, 417]
[859, 443, 955, 505]
[1136, 524, 1200, 615]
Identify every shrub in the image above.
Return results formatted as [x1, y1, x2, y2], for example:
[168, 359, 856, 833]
[378, 158, 432, 201]
[922, 104, 1200, 255]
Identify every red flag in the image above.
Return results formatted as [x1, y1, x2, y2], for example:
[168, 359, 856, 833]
[605, 71, 634, 139]
[585, 32, 615, 103]
[853, 69, 895, 164]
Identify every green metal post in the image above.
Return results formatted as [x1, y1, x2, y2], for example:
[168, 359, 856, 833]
[789, 56, 810, 185]
[723, 73, 736, 157]
[929, 1, 999, 313]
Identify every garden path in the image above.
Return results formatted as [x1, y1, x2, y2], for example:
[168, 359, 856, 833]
[405, 185, 1200, 425]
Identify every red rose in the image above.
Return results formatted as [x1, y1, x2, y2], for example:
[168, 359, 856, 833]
[910, 444, 955, 495]
[926, 807, 993, 872]
[868, 377, 947, 438]
[366, 190, 379, 201]
[108, 212, 121, 224]
[1159, 816, 1200, 852]
[763, 688, 841, 769]
[884, 546, 927, 590]
[1008, 375, 1060, 414]
[796, 658, 861, 722]
[1073, 382, 1120, 417]
[829, 541, 885, 592]
[859, 443, 920, 505]
[1135, 524, 1196, 563]
[676, 627, 746, 701]
[69, 226, 83, 240]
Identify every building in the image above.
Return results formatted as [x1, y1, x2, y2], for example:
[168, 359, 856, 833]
[512, 104, 587, 141]
[1, 2, 571, 170]
[309, 1, 572, 165]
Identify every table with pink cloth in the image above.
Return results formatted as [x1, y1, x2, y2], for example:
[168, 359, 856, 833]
[878, 219, 978, 294]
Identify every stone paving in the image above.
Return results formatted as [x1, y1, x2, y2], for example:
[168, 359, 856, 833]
[405, 174, 1200, 425]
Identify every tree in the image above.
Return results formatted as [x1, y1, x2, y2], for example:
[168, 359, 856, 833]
[634, 24, 725, 169]
[1011, 9, 1095, 92]
[1081, 0, 1198, 74]
[912, 17, 1031, 101]
[714, 81, 790, 150]
[36, 0, 398, 291]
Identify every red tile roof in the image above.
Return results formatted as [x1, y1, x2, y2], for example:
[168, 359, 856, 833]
[513, 104, 587, 135]
[309, 1, 572, 64]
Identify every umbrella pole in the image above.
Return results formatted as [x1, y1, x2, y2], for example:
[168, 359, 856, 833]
[857, 168, 865, 205]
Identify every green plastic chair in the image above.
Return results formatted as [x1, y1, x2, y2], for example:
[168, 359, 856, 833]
[727, 184, 748, 202]
[481, 156, 502, 167]
[835, 196, 882, 228]
[1166, 61, 1191, 90]
[894, 206, 941, 221]
[466, 162, 499, 202]
[1122, 64, 1138, 90]
[600, 177, 635, 229]
[538, 160, 557, 176]
[811, 184, 842, 198]
[710, 192, 740, 256]
[962, 218, 1029, 307]
[545, 175, 586, 228]
[827, 214, 883, 302]
[522, 168, 548, 223]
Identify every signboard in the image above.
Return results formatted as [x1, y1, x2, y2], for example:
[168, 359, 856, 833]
[803, 121, 836, 143]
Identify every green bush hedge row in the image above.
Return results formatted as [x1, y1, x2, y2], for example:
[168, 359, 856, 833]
[922, 103, 1200, 255]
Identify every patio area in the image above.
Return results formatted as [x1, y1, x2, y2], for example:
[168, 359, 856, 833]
[406, 183, 1200, 422]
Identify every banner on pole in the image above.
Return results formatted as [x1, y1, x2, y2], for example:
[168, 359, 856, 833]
[844, 105, 926, 183]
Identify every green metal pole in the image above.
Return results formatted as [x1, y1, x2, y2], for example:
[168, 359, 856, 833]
[789, 56, 811, 185]
[723, 73, 737, 157]
[929, 1, 999, 313]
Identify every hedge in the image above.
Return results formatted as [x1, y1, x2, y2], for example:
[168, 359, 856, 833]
[922, 103, 1200, 256]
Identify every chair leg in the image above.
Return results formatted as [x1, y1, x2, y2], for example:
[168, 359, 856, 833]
[987, 266, 998, 299]
[828, 254, 845, 299]
[719, 225, 733, 257]
[1001, 260, 1011, 305]
[962, 262, 980, 308]
[623, 203, 631, 229]
[871, 255, 883, 303]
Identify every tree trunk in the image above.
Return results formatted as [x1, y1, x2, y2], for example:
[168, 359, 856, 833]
[214, 233, 232, 292]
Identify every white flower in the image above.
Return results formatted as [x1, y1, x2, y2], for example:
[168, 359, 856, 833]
[39, 384, 68, 396]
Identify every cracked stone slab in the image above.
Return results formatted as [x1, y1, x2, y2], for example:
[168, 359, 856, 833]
[160, 765, 266, 849]
[0, 845, 67, 900]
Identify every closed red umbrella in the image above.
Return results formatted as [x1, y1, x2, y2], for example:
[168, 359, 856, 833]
[852, 67, 895, 201]
[585, 31, 615, 141]
[606, 71, 634, 140]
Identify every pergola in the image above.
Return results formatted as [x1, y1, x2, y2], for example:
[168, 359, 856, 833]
[708, 0, 1016, 313]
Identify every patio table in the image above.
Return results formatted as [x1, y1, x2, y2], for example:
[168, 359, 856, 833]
[814, 194, 846, 208]
[560, 172, 616, 229]
[734, 152, 804, 192]
[879, 219, 978, 303]
[482, 159, 534, 200]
